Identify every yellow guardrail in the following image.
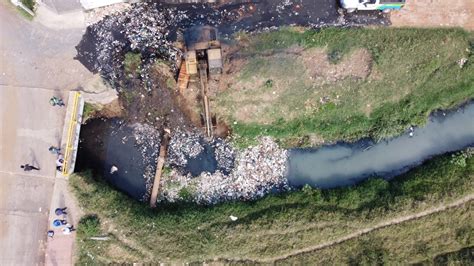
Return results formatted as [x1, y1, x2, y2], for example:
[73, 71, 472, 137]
[62, 92, 80, 176]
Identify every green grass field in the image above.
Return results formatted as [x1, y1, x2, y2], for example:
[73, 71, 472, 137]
[215, 28, 474, 147]
[71, 150, 474, 264]
[277, 203, 473, 265]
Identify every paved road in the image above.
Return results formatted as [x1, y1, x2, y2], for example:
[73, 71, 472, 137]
[0, 3, 90, 265]
[0, 85, 67, 265]
[0, 2, 92, 89]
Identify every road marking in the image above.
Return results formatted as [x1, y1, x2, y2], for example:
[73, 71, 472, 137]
[0, 170, 56, 180]
[0, 209, 49, 217]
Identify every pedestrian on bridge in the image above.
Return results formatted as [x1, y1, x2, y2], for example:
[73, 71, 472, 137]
[48, 146, 61, 155]
[49, 96, 65, 107]
[20, 164, 40, 171]
[55, 207, 67, 216]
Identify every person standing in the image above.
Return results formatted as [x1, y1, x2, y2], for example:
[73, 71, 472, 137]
[48, 146, 61, 155]
[49, 97, 65, 107]
[62, 224, 75, 235]
[55, 207, 67, 216]
[20, 164, 40, 171]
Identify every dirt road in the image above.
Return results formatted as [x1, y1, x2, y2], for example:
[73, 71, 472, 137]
[390, 0, 474, 30]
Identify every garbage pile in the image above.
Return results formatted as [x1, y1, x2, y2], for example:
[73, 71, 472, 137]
[212, 139, 236, 173]
[77, 3, 186, 86]
[131, 123, 161, 201]
[167, 128, 204, 167]
[160, 137, 289, 204]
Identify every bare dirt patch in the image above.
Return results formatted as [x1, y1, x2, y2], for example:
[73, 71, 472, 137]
[301, 48, 373, 84]
[215, 46, 373, 125]
[119, 62, 193, 131]
[100, 98, 124, 118]
[390, 0, 474, 30]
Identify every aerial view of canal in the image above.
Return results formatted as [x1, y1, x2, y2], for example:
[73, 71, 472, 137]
[287, 102, 474, 188]
[76, 102, 474, 201]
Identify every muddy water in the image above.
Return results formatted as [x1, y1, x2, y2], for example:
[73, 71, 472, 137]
[76, 119, 151, 199]
[287, 103, 474, 188]
[77, 103, 474, 201]
[76, 119, 222, 200]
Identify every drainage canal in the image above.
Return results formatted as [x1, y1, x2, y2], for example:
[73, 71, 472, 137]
[287, 102, 474, 188]
[76, 102, 474, 201]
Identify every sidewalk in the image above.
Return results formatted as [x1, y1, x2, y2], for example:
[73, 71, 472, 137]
[34, 2, 86, 30]
[45, 92, 84, 266]
[44, 178, 82, 266]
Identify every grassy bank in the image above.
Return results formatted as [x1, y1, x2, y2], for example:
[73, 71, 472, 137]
[215, 28, 474, 147]
[71, 150, 473, 263]
[277, 203, 473, 264]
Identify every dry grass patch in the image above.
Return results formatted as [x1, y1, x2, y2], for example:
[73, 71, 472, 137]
[215, 47, 374, 126]
[301, 48, 372, 84]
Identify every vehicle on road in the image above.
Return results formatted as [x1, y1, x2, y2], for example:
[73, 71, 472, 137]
[340, 0, 405, 13]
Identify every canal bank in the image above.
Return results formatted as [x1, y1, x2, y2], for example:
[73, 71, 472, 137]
[70, 145, 474, 263]
[76, 101, 474, 204]
[287, 102, 474, 188]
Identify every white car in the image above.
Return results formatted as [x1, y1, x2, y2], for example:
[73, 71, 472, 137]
[340, 0, 406, 13]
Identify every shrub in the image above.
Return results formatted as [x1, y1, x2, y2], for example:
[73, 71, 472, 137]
[78, 214, 101, 238]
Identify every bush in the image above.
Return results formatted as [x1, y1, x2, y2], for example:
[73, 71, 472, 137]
[21, 0, 35, 10]
[78, 214, 101, 238]
[178, 187, 194, 201]
[124, 52, 142, 77]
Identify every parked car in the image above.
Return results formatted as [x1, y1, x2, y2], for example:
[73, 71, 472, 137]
[340, 0, 406, 13]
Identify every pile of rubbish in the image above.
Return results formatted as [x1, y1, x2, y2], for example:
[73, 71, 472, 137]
[77, 3, 186, 87]
[167, 128, 204, 167]
[131, 123, 161, 200]
[212, 139, 236, 173]
[160, 137, 289, 204]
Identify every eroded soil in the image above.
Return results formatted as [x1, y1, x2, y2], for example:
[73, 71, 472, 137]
[390, 0, 474, 30]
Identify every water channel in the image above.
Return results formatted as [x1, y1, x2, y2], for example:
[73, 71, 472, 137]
[287, 102, 474, 188]
[76, 102, 474, 200]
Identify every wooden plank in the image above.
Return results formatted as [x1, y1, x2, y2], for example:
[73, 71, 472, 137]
[149, 130, 171, 207]
[178, 61, 190, 93]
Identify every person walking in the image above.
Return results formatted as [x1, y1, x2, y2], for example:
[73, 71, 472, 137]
[49, 96, 65, 107]
[62, 224, 75, 235]
[55, 207, 67, 216]
[20, 164, 40, 171]
[48, 146, 61, 155]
